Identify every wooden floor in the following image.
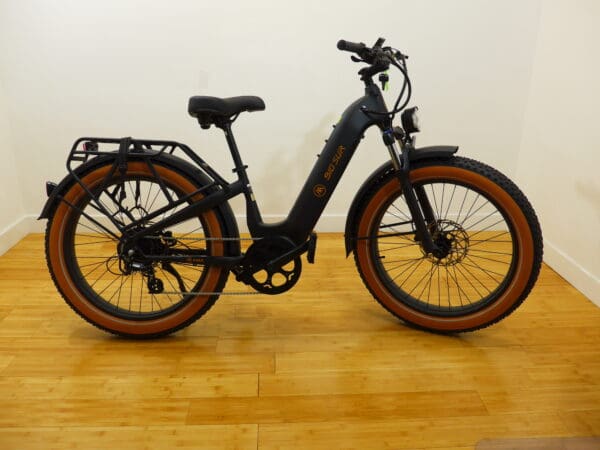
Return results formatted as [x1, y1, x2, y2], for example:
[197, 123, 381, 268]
[0, 234, 598, 449]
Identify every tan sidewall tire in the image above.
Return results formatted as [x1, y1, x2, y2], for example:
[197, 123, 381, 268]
[356, 165, 535, 332]
[47, 162, 225, 336]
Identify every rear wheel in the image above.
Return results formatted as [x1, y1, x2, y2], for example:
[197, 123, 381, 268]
[45, 158, 231, 338]
[354, 157, 542, 332]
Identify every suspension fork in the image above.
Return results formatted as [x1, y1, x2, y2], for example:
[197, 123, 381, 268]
[414, 185, 437, 226]
[382, 129, 440, 256]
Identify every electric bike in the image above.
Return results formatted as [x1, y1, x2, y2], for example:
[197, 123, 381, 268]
[41, 38, 543, 338]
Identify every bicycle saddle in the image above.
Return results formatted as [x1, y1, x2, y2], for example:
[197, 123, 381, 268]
[188, 96, 265, 118]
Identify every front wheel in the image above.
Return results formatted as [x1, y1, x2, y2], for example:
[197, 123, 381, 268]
[353, 157, 543, 333]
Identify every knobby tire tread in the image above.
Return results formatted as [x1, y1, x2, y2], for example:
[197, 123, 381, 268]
[44, 158, 230, 339]
[352, 156, 543, 333]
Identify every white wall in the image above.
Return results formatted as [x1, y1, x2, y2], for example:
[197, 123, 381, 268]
[0, 0, 540, 231]
[0, 75, 26, 254]
[517, 0, 600, 304]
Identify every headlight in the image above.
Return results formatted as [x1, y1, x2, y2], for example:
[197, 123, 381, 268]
[401, 106, 420, 134]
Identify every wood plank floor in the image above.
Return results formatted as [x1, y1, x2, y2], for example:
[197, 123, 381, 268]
[0, 233, 598, 449]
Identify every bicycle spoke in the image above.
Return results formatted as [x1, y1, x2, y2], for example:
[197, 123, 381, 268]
[76, 222, 117, 242]
[444, 265, 451, 308]
[394, 258, 425, 284]
[449, 264, 470, 305]
[469, 231, 511, 246]
[143, 182, 154, 212]
[115, 275, 125, 308]
[378, 242, 419, 252]
[377, 240, 417, 245]
[74, 239, 116, 247]
[461, 259, 506, 278]
[459, 192, 482, 227]
[463, 256, 502, 284]
[128, 273, 134, 311]
[429, 184, 441, 219]
[467, 218, 507, 239]
[372, 177, 517, 314]
[380, 256, 424, 265]
[454, 263, 485, 298]
[158, 267, 181, 304]
[458, 262, 491, 294]
[410, 263, 436, 298]
[443, 184, 457, 221]
[426, 265, 439, 307]
[439, 183, 446, 220]
[468, 248, 513, 256]
[437, 262, 441, 307]
[138, 272, 144, 313]
[462, 207, 498, 230]
[81, 257, 114, 278]
[383, 259, 420, 278]
[377, 233, 414, 243]
[460, 198, 492, 227]
[97, 273, 124, 298]
[455, 187, 470, 224]
[67, 172, 213, 319]
[467, 253, 511, 265]
[78, 259, 109, 269]
[390, 202, 411, 221]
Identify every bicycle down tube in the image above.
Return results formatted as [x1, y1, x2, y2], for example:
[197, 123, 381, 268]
[246, 84, 386, 243]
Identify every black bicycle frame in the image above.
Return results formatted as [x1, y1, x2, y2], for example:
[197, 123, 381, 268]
[123, 83, 389, 248]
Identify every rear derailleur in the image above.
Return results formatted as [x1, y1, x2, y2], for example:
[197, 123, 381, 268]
[117, 230, 187, 294]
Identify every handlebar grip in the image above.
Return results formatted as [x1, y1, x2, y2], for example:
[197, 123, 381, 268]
[337, 39, 366, 53]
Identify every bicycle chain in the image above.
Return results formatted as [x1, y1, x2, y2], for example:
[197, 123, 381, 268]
[147, 236, 262, 296]
[156, 290, 259, 296]
[145, 236, 262, 241]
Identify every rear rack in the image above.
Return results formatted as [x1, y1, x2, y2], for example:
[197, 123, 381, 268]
[61, 136, 230, 235]
[67, 136, 228, 186]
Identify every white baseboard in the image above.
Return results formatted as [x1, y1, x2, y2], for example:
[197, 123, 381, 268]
[543, 239, 600, 306]
[28, 215, 46, 233]
[0, 215, 36, 255]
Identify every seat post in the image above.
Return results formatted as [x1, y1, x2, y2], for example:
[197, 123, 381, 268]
[218, 120, 264, 231]
[219, 122, 249, 181]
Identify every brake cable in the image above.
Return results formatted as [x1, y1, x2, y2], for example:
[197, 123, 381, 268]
[359, 48, 413, 120]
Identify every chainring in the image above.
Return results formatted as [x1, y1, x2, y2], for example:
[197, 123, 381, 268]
[235, 236, 302, 294]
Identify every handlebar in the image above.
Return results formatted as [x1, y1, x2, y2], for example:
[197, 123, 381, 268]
[337, 38, 384, 63]
[337, 37, 397, 80]
[336, 37, 413, 119]
[337, 40, 366, 54]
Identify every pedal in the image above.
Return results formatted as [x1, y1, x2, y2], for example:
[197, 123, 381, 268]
[307, 232, 317, 264]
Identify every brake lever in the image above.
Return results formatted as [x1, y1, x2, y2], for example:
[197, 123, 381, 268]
[387, 47, 409, 61]
[350, 55, 364, 63]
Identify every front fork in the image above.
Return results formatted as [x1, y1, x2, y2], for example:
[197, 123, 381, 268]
[383, 129, 440, 256]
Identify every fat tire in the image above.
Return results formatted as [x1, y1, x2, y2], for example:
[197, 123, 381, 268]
[353, 156, 543, 333]
[45, 155, 233, 339]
